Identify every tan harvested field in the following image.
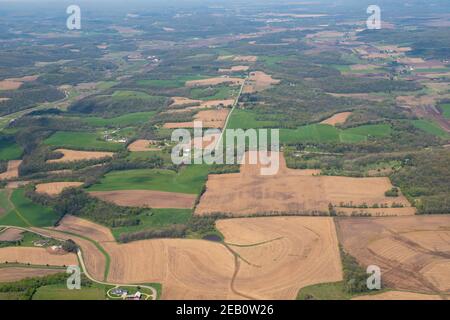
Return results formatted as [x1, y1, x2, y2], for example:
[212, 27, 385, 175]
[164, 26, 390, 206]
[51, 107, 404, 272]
[127, 139, 161, 152]
[195, 152, 413, 216]
[0, 228, 24, 241]
[336, 215, 450, 295]
[396, 95, 438, 107]
[336, 207, 416, 216]
[217, 217, 343, 299]
[200, 99, 234, 108]
[35, 182, 83, 196]
[0, 160, 22, 180]
[164, 109, 230, 129]
[55, 215, 115, 243]
[57, 216, 342, 299]
[47, 149, 114, 163]
[90, 190, 197, 209]
[5, 181, 30, 189]
[0, 75, 38, 91]
[6, 75, 39, 82]
[353, 291, 443, 300]
[233, 55, 258, 62]
[219, 65, 250, 73]
[105, 219, 341, 299]
[242, 71, 280, 93]
[186, 77, 243, 88]
[0, 80, 22, 90]
[105, 238, 238, 299]
[170, 97, 202, 107]
[320, 112, 352, 126]
[32, 227, 107, 280]
[0, 247, 77, 266]
[376, 45, 412, 53]
[0, 267, 62, 282]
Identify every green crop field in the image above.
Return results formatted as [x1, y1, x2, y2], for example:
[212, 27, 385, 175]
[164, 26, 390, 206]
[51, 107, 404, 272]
[0, 189, 59, 227]
[280, 124, 391, 144]
[10, 189, 60, 227]
[32, 283, 107, 300]
[411, 119, 450, 138]
[190, 85, 237, 100]
[81, 111, 156, 127]
[44, 131, 124, 151]
[344, 124, 392, 138]
[440, 103, 450, 119]
[0, 140, 22, 161]
[88, 165, 209, 194]
[111, 209, 192, 238]
[227, 110, 391, 144]
[227, 109, 279, 129]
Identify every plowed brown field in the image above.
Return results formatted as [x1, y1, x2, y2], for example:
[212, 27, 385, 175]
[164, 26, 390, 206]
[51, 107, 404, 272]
[0, 228, 24, 241]
[47, 149, 114, 163]
[195, 152, 413, 216]
[164, 109, 230, 129]
[336, 215, 450, 296]
[320, 112, 353, 126]
[353, 291, 443, 300]
[0, 267, 62, 282]
[90, 190, 197, 209]
[35, 182, 83, 196]
[0, 247, 77, 266]
[242, 71, 280, 93]
[54, 216, 342, 300]
[0, 160, 22, 180]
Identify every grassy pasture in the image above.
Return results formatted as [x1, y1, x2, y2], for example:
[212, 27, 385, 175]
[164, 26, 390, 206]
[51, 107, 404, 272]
[280, 124, 391, 144]
[411, 119, 450, 138]
[0, 140, 22, 161]
[111, 208, 192, 238]
[227, 109, 279, 129]
[44, 131, 124, 151]
[440, 103, 450, 119]
[0, 189, 59, 227]
[228, 109, 392, 144]
[81, 111, 156, 127]
[190, 85, 237, 100]
[32, 283, 108, 300]
[88, 165, 209, 195]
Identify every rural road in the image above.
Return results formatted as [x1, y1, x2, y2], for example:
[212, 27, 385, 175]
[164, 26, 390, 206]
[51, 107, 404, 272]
[217, 74, 248, 146]
[0, 224, 158, 300]
[76, 249, 157, 300]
